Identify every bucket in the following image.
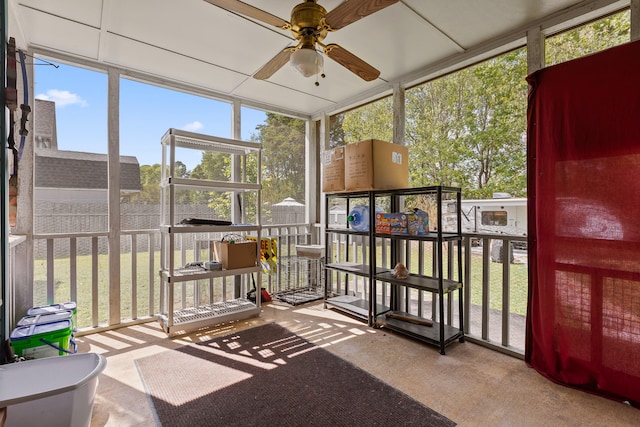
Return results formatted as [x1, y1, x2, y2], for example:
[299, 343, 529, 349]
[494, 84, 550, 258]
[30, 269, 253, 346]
[10, 319, 76, 359]
[27, 302, 77, 328]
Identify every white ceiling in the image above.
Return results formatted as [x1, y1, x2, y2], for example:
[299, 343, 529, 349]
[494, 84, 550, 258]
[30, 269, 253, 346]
[8, 0, 629, 118]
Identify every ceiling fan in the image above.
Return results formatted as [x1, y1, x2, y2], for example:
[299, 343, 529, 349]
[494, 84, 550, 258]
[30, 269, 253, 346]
[204, 0, 400, 83]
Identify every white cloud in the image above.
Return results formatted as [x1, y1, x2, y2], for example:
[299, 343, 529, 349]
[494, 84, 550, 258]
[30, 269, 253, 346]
[35, 89, 88, 107]
[183, 121, 203, 132]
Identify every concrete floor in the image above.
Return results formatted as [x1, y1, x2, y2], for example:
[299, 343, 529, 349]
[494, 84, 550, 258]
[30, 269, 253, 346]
[83, 300, 639, 427]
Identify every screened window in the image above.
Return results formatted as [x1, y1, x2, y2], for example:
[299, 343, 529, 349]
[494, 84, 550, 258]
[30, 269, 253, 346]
[481, 211, 508, 226]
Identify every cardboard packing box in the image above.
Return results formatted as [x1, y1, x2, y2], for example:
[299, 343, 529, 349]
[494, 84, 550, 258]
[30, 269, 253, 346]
[344, 139, 408, 191]
[212, 240, 257, 270]
[322, 146, 345, 193]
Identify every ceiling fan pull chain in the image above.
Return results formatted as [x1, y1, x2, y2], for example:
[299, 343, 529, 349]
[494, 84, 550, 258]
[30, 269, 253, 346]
[315, 51, 325, 86]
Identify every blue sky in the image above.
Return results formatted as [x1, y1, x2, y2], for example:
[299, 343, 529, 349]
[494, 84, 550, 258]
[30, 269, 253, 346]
[34, 60, 267, 169]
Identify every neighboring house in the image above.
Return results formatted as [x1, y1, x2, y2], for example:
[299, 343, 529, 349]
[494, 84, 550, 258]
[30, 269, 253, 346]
[31, 100, 142, 254]
[33, 98, 141, 203]
[34, 148, 141, 202]
[34, 98, 57, 150]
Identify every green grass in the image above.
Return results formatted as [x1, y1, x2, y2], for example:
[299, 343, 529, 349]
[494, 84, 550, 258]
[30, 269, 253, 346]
[34, 250, 160, 328]
[34, 242, 528, 329]
[328, 241, 528, 315]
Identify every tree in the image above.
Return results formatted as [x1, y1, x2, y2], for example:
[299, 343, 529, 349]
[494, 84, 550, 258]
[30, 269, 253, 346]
[462, 48, 528, 198]
[133, 161, 189, 203]
[340, 96, 394, 143]
[546, 12, 630, 66]
[328, 114, 346, 147]
[253, 113, 306, 206]
[405, 72, 470, 189]
[134, 164, 162, 203]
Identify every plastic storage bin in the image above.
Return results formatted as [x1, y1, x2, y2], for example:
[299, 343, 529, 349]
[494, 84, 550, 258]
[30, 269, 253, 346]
[10, 319, 76, 359]
[27, 301, 77, 328]
[17, 310, 74, 327]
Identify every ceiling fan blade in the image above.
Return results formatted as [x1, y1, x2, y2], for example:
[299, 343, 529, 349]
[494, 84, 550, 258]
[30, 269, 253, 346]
[324, 0, 401, 30]
[254, 48, 293, 80]
[324, 44, 380, 81]
[204, 0, 290, 29]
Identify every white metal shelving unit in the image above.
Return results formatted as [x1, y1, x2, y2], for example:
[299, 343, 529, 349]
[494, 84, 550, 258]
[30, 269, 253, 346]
[158, 128, 262, 336]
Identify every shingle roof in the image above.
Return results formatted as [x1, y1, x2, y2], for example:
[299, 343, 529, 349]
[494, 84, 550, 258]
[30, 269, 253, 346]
[35, 149, 141, 191]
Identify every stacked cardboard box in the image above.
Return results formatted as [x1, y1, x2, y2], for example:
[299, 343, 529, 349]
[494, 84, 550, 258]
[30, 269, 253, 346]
[322, 139, 409, 193]
[322, 146, 345, 192]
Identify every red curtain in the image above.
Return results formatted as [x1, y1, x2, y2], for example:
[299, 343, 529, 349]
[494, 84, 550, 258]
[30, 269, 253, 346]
[526, 40, 640, 406]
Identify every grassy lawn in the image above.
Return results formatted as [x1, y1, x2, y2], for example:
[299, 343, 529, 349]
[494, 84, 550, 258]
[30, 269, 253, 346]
[33, 242, 528, 329]
[329, 240, 528, 315]
[33, 250, 160, 328]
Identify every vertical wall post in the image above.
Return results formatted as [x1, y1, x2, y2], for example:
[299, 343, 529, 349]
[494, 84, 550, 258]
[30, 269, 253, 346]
[0, 0, 8, 362]
[107, 67, 121, 325]
[392, 83, 405, 146]
[305, 118, 319, 229]
[527, 26, 545, 75]
[632, 0, 640, 42]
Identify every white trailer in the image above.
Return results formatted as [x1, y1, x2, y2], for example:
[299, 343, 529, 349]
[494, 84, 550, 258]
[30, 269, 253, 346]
[458, 195, 527, 237]
[443, 194, 528, 260]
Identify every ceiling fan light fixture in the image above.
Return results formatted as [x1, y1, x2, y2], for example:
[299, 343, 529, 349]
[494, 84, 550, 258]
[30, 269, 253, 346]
[290, 47, 323, 77]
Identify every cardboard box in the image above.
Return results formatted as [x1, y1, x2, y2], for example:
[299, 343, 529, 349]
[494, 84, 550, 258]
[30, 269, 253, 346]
[389, 213, 408, 235]
[322, 146, 345, 193]
[212, 240, 257, 270]
[344, 140, 408, 191]
[375, 212, 391, 234]
[407, 210, 429, 235]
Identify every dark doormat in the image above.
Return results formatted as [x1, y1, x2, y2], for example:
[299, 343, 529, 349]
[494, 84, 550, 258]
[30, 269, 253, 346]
[136, 323, 456, 427]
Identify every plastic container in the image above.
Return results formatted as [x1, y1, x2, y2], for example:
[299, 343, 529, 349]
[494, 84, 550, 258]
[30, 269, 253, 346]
[347, 206, 370, 231]
[0, 353, 106, 427]
[27, 301, 77, 328]
[17, 310, 74, 327]
[10, 319, 76, 359]
[347, 206, 383, 232]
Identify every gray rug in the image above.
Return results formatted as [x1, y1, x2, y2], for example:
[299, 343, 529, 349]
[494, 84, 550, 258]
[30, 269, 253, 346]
[136, 323, 456, 426]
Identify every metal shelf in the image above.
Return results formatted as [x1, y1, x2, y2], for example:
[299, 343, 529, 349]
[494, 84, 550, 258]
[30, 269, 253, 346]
[161, 177, 261, 191]
[161, 265, 261, 283]
[161, 128, 260, 155]
[159, 224, 259, 234]
[325, 262, 368, 276]
[158, 299, 260, 337]
[374, 271, 462, 293]
[324, 186, 464, 353]
[325, 295, 389, 321]
[371, 186, 464, 354]
[159, 128, 262, 336]
[376, 311, 464, 348]
[373, 231, 462, 242]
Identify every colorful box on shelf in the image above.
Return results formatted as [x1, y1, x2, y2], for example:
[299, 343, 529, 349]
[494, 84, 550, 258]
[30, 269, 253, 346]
[375, 212, 391, 234]
[407, 209, 429, 235]
[389, 213, 408, 235]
